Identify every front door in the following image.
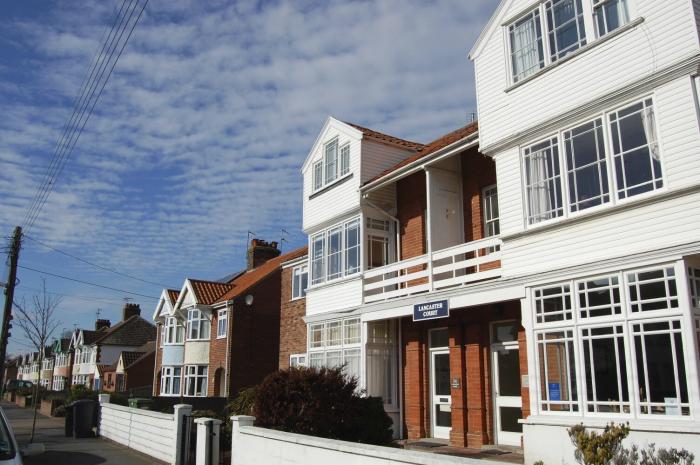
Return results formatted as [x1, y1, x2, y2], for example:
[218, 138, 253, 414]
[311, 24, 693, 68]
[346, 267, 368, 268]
[430, 329, 451, 439]
[429, 170, 464, 251]
[492, 322, 523, 446]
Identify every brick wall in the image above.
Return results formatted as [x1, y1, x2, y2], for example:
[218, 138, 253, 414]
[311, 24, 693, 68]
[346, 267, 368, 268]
[397, 171, 427, 260]
[125, 351, 155, 391]
[401, 300, 527, 448]
[153, 325, 162, 396]
[279, 264, 307, 370]
[208, 308, 229, 397]
[460, 148, 497, 243]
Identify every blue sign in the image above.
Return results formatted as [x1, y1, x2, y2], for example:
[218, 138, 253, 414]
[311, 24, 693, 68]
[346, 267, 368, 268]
[413, 300, 449, 321]
[548, 383, 561, 401]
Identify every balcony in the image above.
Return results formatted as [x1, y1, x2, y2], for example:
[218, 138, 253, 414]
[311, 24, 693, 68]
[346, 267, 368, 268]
[363, 237, 502, 303]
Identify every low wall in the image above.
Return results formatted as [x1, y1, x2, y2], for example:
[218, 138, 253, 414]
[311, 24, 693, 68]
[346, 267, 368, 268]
[3, 392, 15, 402]
[523, 421, 700, 465]
[39, 399, 62, 417]
[230, 416, 512, 465]
[98, 395, 191, 465]
[14, 395, 31, 407]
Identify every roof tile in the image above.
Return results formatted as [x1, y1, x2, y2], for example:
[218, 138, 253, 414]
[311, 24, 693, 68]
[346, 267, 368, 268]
[345, 122, 426, 152]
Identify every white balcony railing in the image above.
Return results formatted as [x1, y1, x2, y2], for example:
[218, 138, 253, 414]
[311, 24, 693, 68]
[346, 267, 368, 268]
[363, 236, 502, 303]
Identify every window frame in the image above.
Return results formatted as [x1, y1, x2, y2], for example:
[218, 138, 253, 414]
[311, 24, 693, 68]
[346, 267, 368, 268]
[289, 353, 307, 368]
[307, 318, 363, 381]
[163, 317, 185, 345]
[160, 366, 183, 396]
[592, 0, 630, 38]
[184, 365, 208, 397]
[522, 96, 665, 229]
[482, 184, 500, 238]
[216, 309, 228, 339]
[291, 264, 309, 300]
[311, 137, 352, 194]
[186, 309, 211, 341]
[308, 217, 362, 287]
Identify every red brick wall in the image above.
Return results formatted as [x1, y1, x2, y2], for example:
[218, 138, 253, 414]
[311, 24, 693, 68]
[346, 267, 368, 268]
[397, 171, 427, 260]
[460, 148, 497, 243]
[208, 309, 229, 397]
[125, 351, 155, 391]
[279, 264, 307, 370]
[226, 270, 283, 398]
[401, 301, 527, 447]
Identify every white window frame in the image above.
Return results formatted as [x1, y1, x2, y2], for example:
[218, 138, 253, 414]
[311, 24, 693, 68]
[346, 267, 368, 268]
[184, 365, 208, 397]
[522, 96, 664, 228]
[290, 353, 307, 368]
[482, 185, 500, 238]
[161, 366, 182, 396]
[187, 309, 211, 341]
[592, 0, 630, 38]
[291, 264, 308, 300]
[164, 317, 184, 345]
[340, 143, 350, 176]
[311, 138, 352, 193]
[325, 138, 339, 185]
[308, 217, 362, 286]
[217, 309, 228, 339]
[307, 318, 362, 381]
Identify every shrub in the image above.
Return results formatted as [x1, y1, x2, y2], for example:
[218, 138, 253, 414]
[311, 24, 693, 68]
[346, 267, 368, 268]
[66, 385, 97, 404]
[225, 387, 257, 417]
[53, 405, 66, 417]
[109, 393, 129, 406]
[253, 366, 393, 445]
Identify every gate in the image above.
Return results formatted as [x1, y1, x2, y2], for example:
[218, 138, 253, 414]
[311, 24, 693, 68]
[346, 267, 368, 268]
[179, 414, 197, 465]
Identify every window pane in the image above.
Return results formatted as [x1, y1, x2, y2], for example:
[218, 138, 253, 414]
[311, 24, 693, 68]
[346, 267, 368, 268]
[345, 219, 360, 275]
[340, 144, 350, 176]
[483, 186, 500, 237]
[430, 329, 449, 348]
[594, 0, 629, 37]
[327, 321, 342, 346]
[534, 285, 572, 323]
[311, 234, 325, 284]
[327, 227, 342, 280]
[310, 324, 324, 348]
[582, 326, 629, 413]
[325, 139, 338, 184]
[313, 161, 323, 191]
[545, 0, 586, 61]
[627, 267, 678, 313]
[537, 330, 578, 412]
[577, 276, 621, 318]
[326, 350, 342, 367]
[292, 268, 300, 299]
[368, 235, 388, 269]
[300, 269, 308, 297]
[509, 9, 545, 82]
[564, 119, 609, 212]
[524, 138, 564, 224]
[344, 319, 361, 345]
[610, 100, 662, 199]
[344, 348, 361, 381]
[308, 352, 324, 368]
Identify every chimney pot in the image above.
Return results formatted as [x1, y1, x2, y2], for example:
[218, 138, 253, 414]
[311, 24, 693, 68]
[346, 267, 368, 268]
[95, 319, 111, 331]
[247, 238, 281, 270]
[122, 303, 141, 321]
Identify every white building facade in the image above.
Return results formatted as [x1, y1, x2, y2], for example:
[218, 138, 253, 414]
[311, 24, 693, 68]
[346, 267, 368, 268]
[470, 0, 700, 462]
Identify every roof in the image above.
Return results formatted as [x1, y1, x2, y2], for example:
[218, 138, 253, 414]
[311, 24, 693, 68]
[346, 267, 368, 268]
[82, 329, 106, 345]
[364, 122, 479, 186]
[125, 347, 155, 369]
[166, 289, 180, 304]
[215, 246, 308, 304]
[345, 122, 426, 152]
[188, 279, 233, 305]
[121, 351, 145, 367]
[95, 364, 110, 376]
[95, 315, 156, 347]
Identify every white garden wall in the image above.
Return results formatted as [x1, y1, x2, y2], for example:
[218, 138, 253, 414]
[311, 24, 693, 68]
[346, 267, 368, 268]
[231, 416, 513, 465]
[98, 395, 191, 465]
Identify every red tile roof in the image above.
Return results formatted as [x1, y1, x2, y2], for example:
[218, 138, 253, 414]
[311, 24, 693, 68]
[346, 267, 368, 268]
[167, 289, 180, 305]
[216, 246, 308, 304]
[188, 279, 233, 305]
[345, 122, 426, 152]
[365, 122, 479, 185]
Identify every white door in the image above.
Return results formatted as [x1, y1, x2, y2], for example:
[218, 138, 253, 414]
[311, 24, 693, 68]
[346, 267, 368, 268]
[429, 328, 451, 439]
[429, 170, 464, 251]
[492, 323, 523, 446]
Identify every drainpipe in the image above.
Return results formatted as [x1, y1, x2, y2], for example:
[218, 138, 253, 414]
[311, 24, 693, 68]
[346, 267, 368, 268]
[361, 197, 402, 262]
[223, 299, 233, 398]
[424, 168, 434, 291]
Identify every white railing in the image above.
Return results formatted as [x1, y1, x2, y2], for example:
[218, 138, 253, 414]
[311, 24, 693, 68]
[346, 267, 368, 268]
[363, 237, 502, 303]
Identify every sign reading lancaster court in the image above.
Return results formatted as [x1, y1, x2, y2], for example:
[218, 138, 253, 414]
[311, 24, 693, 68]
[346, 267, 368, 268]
[413, 300, 449, 321]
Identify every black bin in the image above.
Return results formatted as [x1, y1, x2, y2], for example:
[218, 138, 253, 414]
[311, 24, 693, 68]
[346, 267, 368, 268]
[71, 399, 98, 438]
[64, 403, 74, 437]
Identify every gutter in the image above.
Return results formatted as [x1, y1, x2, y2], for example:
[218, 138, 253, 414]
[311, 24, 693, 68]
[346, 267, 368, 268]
[361, 131, 479, 193]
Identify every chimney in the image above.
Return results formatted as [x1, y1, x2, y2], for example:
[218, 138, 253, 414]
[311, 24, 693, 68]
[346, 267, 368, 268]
[247, 239, 281, 270]
[95, 319, 111, 331]
[123, 303, 141, 321]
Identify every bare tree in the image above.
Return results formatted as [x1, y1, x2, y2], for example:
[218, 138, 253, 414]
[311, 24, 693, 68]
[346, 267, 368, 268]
[13, 279, 61, 443]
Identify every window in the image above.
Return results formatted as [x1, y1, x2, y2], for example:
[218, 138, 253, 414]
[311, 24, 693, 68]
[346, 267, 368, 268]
[290, 354, 307, 368]
[340, 143, 350, 176]
[534, 284, 572, 324]
[325, 138, 338, 184]
[184, 365, 208, 397]
[564, 119, 609, 212]
[577, 275, 621, 319]
[509, 9, 545, 83]
[482, 185, 500, 237]
[291, 264, 308, 300]
[524, 137, 563, 224]
[688, 267, 700, 309]
[164, 317, 184, 344]
[307, 318, 362, 381]
[593, 0, 629, 37]
[581, 325, 630, 413]
[309, 218, 362, 285]
[313, 161, 323, 191]
[187, 309, 211, 341]
[536, 330, 578, 412]
[366, 321, 397, 407]
[545, 0, 586, 61]
[609, 99, 662, 199]
[217, 309, 227, 339]
[161, 366, 182, 396]
[523, 98, 662, 226]
[627, 267, 678, 313]
[368, 235, 389, 269]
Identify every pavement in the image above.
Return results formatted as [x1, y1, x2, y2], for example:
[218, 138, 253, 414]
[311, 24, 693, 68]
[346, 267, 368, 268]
[1, 401, 166, 465]
[399, 438, 524, 463]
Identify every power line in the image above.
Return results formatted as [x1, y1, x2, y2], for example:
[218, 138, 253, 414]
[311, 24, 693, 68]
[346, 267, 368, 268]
[14, 284, 137, 306]
[22, 0, 149, 234]
[17, 265, 158, 300]
[24, 234, 172, 288]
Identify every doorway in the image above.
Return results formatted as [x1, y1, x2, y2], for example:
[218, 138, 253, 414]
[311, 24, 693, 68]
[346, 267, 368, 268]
[429, 328, 451, 439]
[491, 322, 523, 446]
[429, 169, 464, 252]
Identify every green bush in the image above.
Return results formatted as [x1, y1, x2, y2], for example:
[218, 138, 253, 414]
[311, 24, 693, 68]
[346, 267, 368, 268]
[66, 385, 97, 404]
[109, 393, 129, 406]
[253, 366, 393, 445]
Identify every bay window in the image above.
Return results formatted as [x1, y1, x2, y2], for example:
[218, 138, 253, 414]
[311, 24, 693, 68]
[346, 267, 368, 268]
[187, 309, 210, 341]
[164, 317, 184, 344]
[291, 264, 308, 300]
[184, 365, 208, 396]
[309, 217, 362, 285]
[307, 318, 362, 381]
[532, 264, 693, 418]
[161, 366, 182, 396]
[524, 98, 663, 226]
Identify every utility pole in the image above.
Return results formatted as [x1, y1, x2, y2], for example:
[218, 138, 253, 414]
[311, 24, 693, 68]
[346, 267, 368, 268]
[0, 226, 22, 389]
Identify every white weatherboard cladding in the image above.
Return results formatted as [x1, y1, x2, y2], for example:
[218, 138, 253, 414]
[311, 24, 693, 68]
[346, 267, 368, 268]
[360, 140, 417, 184]
[474, 0, 700, 150]
[495, 76, 700, 251]
[99, 403, 174, 464]
[306, 277, 363, 316]
[161, 345, 184, 366]
[303, 126, 362, 232]
[184, 340, 209, 364]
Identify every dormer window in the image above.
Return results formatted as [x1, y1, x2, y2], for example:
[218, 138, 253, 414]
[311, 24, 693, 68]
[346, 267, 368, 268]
[509, 9, 545, 83]
[312, 138, 351, 193]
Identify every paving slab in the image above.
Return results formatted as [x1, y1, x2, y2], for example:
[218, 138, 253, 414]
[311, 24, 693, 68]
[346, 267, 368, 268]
[2, 401, 166, 465]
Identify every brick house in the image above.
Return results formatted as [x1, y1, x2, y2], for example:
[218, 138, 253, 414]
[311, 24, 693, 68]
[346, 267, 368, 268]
[152, 240, 306, 399]
[279, 252, 308, 370]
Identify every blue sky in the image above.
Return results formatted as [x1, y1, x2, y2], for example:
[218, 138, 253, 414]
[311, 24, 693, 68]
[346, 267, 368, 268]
[0, 0, 499, 355]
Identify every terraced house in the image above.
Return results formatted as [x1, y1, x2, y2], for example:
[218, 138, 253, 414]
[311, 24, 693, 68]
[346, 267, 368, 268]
[469, 0, 700, 461]
[152, 240, 306, 399]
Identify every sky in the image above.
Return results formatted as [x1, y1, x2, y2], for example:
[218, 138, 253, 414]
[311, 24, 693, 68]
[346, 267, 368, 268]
[0, 0, 499, 355]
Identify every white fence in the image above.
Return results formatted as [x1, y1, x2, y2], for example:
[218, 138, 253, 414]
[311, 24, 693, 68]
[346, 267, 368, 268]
[231, 416, 512, 465]
[98, 394, 191, 465]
